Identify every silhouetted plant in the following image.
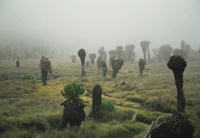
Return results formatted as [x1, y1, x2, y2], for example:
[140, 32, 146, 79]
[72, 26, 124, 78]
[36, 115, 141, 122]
[108, 50, 117, 66]
[89, 53, 96, 64]
[181, 40, 185, 49]
[167, 55, 187, 113]
[139, 58, 145, 76]
[92, 85, 102, 119]
[111, 59, 124, 78]
[173, 49, 185, 59]
[102, 51, 107, 61]
[140, 41, 150, 64]
[147, 41, 151, 63]
[71, 55, 76, 63]
[184, 44, 190, 61]
[97, 56, 102, 69]
[124, 44, 135, 62]
[159, 44, 173, 62]
[157, 50, 164, 62]
[151, 113, 194, 138]
[116, 46, 123, 60]
[98, 47, 104, 58]
[59, 83, 86, 129]
[78, 49, 86, 77]
[86, 61, 90, 67]
[16, 60, 20, 67]
[152, 48, 158, 59]
[101, 60, 107, 77]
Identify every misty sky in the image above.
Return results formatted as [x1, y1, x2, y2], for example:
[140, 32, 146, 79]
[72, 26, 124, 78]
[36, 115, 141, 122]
[0, 0, 200, 57]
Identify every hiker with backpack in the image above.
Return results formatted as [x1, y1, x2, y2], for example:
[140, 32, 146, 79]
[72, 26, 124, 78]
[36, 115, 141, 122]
[39, 56, 52, 86]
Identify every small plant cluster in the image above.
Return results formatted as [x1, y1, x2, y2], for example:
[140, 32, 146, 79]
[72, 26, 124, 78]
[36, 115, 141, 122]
[99, 99, 116, 112]
[23, 73, 41, 80]
[61, 83, 86, 100]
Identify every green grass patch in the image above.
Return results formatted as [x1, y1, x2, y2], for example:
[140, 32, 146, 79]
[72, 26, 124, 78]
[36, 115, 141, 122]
[125, 94, 146, 103]
[135, 111, 172, 125]
[144, 96, 177, 113]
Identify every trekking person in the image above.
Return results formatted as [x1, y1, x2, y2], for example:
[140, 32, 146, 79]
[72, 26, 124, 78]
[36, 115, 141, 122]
[39, 56, 52, 86]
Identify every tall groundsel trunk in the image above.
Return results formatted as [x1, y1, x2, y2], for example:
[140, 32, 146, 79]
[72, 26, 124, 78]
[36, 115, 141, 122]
[81, 65, 85, 77]
[147, 46, 151, 63]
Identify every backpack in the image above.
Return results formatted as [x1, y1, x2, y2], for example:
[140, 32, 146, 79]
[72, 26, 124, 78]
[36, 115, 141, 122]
[41, 58, 51, 72]
[41, 58, 50, 64]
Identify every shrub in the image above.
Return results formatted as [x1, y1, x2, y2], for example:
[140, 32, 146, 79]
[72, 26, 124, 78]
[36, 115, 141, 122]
[23, 73, 41, 80]
[99, 100, 116, 112]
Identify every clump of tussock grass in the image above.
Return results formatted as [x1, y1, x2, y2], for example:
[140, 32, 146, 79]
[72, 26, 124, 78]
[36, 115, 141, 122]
[97, 109, 135, 123]
[41, 114, 62, 129]
[128, 84, 138, 91]
[162, 94, 177, 104]
[115, 85, 127, 91]
[120, 91, 135, 98]
[0, 80, 38, 98]
[1, 107, 22, 117]
[36, 120, 146, 138]
[0, 98, 63, 118]
[0, 129, 35, 138]
[196, 106, 200, 117]
[0, 98, 64, 136]
[0, 115, 50, 135]
[135, 111, 171, 125]
[125, 94, 146, 103]
[192, 117, 200, 138]
[20, 117, 50, 132]
[87, 101, 136, 123]
[73, 77, 91, 83]
[144, 96, 176, 113]
[106, 91, 133, 99]
[186, 97, 200, 106]
[103, 77, 112, 81]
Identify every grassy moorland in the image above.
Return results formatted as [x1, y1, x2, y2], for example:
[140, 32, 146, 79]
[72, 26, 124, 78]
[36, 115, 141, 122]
[0, 58, 200, 138]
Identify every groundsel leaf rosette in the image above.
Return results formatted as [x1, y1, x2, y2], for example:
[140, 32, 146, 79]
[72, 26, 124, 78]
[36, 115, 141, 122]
[61, 83, 86, 100]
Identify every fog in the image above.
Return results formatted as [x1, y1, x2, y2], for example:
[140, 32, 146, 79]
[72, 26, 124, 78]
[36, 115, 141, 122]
[0, 0, 200, 58]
